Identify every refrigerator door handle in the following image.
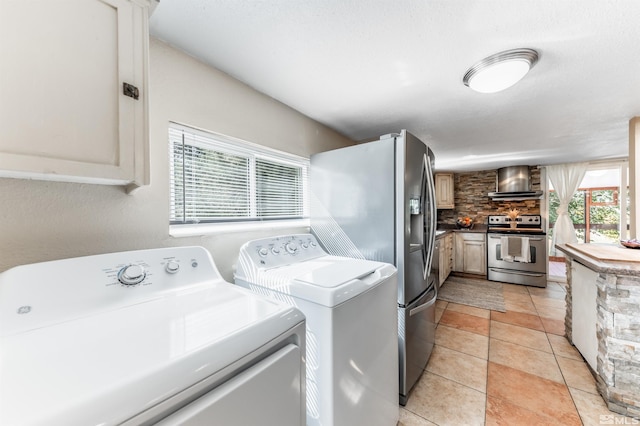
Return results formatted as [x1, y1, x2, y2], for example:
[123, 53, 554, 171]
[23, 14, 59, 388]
[419, 155, 429, 279]
[409, 285, 438, 316]
[422, 153, 437, 280]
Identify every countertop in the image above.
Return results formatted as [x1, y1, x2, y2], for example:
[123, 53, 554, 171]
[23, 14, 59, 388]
[435, 230, 450, 238]
[556, 243, 640, 276]
[436, 225, 487, 237]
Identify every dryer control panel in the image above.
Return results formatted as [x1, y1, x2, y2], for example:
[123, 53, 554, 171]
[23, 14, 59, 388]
[0, 246, 222, 336]
[240, 234, 327, 269]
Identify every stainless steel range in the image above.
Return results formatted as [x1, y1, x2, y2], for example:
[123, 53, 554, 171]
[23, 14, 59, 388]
[487, 214, 547, 288]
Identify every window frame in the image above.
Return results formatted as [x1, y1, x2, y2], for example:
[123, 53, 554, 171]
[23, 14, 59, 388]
[546, 161, 629, 246]
[168, 123, 310, 236]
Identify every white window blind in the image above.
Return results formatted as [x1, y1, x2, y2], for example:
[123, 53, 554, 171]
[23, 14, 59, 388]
[169, 124, 308, 225]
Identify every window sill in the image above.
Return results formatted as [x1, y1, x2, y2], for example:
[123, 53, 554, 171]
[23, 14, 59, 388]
[169, 219, 310, 237]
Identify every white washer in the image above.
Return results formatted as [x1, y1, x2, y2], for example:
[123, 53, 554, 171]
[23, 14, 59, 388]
[0, 246, 306, 426]
[235, 234, 399, 426]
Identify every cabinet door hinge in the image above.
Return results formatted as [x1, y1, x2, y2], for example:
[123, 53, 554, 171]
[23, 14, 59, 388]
[123, 82, 139, 100]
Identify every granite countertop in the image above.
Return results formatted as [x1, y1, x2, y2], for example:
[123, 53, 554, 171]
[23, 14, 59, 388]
[556, 243, 640, 276]
[437, 224, 487, 233]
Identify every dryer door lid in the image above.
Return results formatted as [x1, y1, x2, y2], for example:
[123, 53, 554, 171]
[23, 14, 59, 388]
[294, 260, 379, 288]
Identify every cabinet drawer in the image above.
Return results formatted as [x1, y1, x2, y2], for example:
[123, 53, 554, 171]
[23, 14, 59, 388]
[456, 232, 485, 242]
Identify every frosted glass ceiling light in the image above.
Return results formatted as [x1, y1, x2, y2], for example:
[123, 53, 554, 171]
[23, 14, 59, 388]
[463, 48, 539, 93]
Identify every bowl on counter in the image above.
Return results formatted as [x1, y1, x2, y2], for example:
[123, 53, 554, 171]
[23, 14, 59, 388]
[621, 239, 640, 249]
[456, 218, 473, 229]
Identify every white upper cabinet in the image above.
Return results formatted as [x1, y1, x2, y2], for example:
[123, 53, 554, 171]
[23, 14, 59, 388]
[0, 0, 149, 193]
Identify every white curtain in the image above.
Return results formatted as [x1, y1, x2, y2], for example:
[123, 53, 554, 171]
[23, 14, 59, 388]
[547, 162, 589, 256]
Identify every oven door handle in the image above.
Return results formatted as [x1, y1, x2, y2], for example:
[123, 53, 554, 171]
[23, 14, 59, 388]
[488, 236, 545, 242]
[489, 268, 545, 277]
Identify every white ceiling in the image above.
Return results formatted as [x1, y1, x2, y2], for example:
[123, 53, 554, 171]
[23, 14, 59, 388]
[149, 0, 640, 171]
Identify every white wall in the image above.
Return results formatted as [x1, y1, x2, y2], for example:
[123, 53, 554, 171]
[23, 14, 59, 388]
[630, 117, 640, 239]
[0, 38, 354, 280]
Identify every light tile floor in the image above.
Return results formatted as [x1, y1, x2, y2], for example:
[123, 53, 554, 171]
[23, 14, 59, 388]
[399, 280, 637, 426]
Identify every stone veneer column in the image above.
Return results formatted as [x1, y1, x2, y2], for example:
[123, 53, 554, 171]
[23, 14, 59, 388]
[564, 257, 573, 343]
[594, 272, 640, 418]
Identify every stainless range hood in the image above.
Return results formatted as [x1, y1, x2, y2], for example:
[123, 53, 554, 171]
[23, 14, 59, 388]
[488, 166, 543, 201]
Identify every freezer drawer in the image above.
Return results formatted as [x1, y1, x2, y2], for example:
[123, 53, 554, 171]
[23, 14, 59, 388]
[398, 281, 436, 406]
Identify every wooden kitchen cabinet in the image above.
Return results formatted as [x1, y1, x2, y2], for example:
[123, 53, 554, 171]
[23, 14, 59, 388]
[444, 233, 453, 279]
[435, 173, 455, 209]
[0, 0, 150, 193]
[454, 232, 486, 276]
[438, 233, 453, 286]
[438, 236, 446, 287]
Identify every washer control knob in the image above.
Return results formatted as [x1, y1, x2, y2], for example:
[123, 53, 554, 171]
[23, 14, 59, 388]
[118, 264, 146, 285]
[165, 260, 180, 274]
[271, 247, 281, 255]
[301, 243, 309, 249]
[285, 242, 298, 254]
[310, 241, 317, 247]
[258, 248, 269, 257]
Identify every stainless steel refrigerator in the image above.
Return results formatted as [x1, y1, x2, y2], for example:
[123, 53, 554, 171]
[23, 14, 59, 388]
[310, 130, 437, 405]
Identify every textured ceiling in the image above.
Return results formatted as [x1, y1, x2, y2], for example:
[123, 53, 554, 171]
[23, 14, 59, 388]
[149, 0, 640, 171]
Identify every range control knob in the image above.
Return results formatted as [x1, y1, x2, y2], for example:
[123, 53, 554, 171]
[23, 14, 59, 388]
[118, 264, 146, 286]
[285, 242, 298, 254]
[165, 260, 180, 274]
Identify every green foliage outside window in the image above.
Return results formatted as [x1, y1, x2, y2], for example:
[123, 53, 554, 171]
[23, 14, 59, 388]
[548, 190, 585, 225]
[549, 188, 620, 244]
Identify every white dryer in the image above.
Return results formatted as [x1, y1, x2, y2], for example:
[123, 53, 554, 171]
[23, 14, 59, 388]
[0, 246, 305, 426]
[235, 234, 399, 426]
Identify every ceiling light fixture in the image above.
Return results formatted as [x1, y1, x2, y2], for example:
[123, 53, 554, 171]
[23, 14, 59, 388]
[463, 48, 539, 94]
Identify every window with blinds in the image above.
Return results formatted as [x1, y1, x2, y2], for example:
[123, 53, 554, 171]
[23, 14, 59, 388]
[169, 124, 308, 225]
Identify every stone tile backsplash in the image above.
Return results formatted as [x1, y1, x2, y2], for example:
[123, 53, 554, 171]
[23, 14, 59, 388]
[438, 166, 541, 226]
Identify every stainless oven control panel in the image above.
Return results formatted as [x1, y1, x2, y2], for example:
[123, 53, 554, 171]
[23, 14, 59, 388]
[488, 215, 541, 226]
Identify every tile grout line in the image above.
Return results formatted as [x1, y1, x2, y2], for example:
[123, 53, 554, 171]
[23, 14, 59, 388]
[434, 323, 490, 362]
[420, 369, 487, 397]
[422, 281, 591, 425]
[488, 283, 581, 425]
[554, 350, 586, 424]
[484, 310, 495, 426]
[525, 284, 584, 424]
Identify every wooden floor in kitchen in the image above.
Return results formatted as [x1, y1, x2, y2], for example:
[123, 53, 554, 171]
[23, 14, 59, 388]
[398, 280, 636, 426]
